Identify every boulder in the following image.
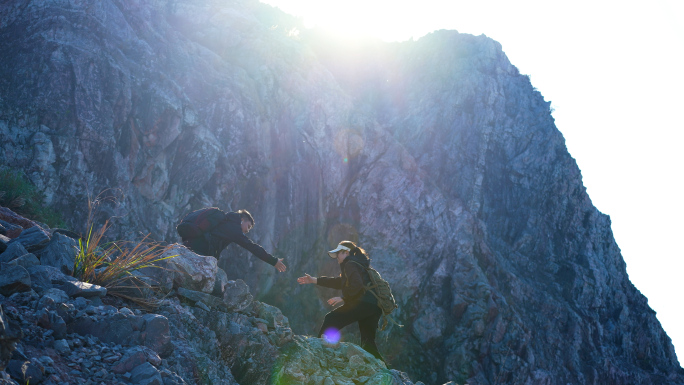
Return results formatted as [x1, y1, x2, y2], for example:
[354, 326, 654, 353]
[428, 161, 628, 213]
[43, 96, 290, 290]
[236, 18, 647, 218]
[71, 296, 90, 309]
[6, 358, 44, 385]
[251, 301, 293, 347]
[25, 265, 75, 295]
[36, 288, 70, 310]
[36, 309, 67, 339]
[9, 348, 26, 362]
[7, 253, 39, 269]
[61, 280, 107, 298]
[0, 208, 37, 238]
[0, 264, 31, 296]
[35, 232, 78, 275]
[178, 287, 226, 310]
[223, 279, 253, 312]
[52, 339, 70, 355]
[0, 220, 23, 239]
[159, 369, 188, 385]
[141, 314, 173, 357]
[147, 244, 217, 293]
[26, 264, 75, 284]
[253, 301, 290, 330]
[113, 346, 161, 374]
[68, 312, 172, 357]
[6, 226, 50, 252]
[130, 362, 162, 385]
[68, 312, 137, 347]
[27, 272, 52, 296]
[272, 336, 389, 385]
[212, 267, 229, 296]
[0, 305, 23, 372]
[0, 242, 28, 264]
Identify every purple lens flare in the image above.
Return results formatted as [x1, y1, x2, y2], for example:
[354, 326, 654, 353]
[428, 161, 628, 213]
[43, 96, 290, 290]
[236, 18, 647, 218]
[322, 327, 341, 344]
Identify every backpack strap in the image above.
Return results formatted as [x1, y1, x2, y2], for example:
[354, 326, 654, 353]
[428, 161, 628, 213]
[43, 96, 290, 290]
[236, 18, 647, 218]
[348, 261, 382, 288]
[380, 313, 403, 331]
[347, 260, 374, 288]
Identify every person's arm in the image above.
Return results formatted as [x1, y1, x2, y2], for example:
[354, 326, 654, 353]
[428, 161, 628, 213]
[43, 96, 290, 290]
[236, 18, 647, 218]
[233, 233, 278, 266]
[298, 274, 344, 306]
[298, 274, 344, 291]
[316, 275, 343, 290]
[341, 263, 366, 301]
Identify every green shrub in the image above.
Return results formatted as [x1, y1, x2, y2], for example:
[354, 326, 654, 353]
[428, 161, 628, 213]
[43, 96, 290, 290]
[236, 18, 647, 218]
[0, 167, 64, 227]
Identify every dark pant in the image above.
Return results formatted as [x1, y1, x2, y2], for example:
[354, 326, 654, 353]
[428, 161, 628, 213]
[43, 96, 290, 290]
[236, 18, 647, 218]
[183, 236, 222, 259]
[317, 301, 384, 362]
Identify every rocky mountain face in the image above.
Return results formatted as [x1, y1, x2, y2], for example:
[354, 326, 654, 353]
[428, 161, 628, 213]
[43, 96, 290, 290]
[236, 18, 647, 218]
[0, 0, 682, 384]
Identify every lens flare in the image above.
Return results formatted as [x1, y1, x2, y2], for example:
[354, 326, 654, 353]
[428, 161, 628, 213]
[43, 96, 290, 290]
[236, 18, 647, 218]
[333, 128, 364, 162]
[322, 327, 341, 344]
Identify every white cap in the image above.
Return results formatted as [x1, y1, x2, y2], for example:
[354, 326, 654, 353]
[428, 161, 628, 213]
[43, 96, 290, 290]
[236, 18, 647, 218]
[327, 244, 351, 258]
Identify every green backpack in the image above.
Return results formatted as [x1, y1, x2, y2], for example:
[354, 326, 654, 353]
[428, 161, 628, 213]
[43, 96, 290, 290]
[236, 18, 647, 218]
[349, 261, 403, 331]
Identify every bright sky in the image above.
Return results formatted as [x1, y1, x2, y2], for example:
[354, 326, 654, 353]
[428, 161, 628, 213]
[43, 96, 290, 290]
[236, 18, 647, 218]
[260, 0, 684, 362]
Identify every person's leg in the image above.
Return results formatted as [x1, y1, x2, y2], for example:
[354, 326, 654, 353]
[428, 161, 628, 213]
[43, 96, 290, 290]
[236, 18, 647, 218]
[184, 234, 214, 256]
[357, 303, 384, 362]
[208, 235, 223, 259]
[318, 304, 359, 338]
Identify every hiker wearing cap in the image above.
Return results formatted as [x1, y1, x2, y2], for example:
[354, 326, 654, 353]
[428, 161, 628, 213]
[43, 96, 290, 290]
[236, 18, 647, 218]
[297, 240, 384, 362]
[178, 208, 286, 272]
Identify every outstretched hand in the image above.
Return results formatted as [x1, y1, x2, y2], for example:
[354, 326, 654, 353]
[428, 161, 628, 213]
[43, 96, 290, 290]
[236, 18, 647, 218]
[327, 297, 344, 307]
[275, 258, 286, 272]
[297, 273, 317, 285]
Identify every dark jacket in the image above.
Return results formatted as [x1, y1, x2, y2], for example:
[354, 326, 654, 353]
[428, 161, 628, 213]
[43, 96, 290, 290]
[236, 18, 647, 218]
[316, 253, 377, 306]
[185, 211, 277, 266]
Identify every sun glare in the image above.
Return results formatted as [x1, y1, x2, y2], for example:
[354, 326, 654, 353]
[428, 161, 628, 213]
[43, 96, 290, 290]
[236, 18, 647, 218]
[261, 0, 428, 41]
[259, 0, 545, 42]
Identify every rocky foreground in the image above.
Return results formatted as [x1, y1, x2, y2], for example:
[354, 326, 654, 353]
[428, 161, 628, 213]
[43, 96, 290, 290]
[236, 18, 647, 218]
[0, 207, 428, 385]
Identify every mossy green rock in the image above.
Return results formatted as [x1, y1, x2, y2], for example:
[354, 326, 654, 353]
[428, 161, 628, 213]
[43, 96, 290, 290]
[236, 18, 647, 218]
[272, 336, 397, 385]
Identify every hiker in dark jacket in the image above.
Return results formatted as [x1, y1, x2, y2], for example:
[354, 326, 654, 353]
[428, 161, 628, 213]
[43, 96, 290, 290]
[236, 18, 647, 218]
[182, 209, 286, 272]
[297, 240, 384, 362]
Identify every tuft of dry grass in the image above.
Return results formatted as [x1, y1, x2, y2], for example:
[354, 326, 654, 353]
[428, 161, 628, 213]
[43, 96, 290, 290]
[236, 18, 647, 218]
[73, 218, 177, 309]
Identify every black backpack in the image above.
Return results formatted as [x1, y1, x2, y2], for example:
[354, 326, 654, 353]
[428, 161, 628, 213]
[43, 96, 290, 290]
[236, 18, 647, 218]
[176, 207, 227, 241]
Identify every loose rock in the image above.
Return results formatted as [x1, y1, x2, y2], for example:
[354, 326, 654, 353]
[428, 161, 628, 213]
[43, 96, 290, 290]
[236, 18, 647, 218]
[35, 232, 78, 275]
[0, 264, 31, 296]
[7, 226, 50, 253]
[0, 242, 28, 264]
